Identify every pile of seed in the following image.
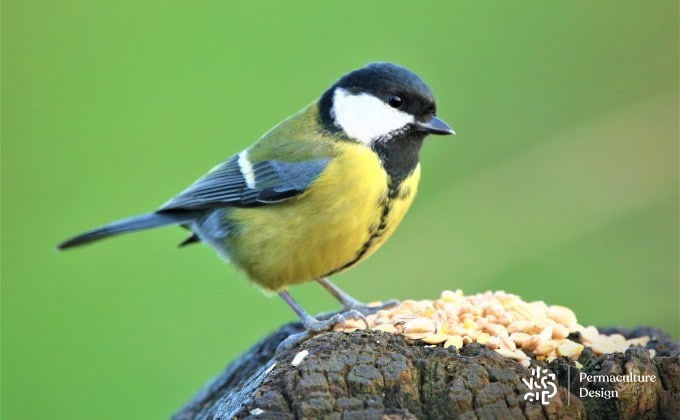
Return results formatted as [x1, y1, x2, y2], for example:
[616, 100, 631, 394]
[334, 290, 649, 367]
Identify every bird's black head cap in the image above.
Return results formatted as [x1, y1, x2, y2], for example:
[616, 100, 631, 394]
[319, 62, 438, 133]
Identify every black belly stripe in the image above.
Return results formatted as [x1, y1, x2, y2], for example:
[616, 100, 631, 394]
[322, 129, 426, 277]
[322, 178, 404, 277]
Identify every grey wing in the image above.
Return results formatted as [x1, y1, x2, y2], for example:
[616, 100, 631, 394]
[159, 152, 330, 211]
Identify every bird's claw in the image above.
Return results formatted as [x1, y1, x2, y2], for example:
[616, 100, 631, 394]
[346, 298, 400, 315]
[275, 308, 370, 354]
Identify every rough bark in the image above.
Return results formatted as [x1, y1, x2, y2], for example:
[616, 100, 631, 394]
[173, 323, 679, 420]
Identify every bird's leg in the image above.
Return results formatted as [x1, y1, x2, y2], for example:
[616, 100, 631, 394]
[278, 290, 368, 331]
[276, 290, 369, 352]
[316, 277, 399, 314]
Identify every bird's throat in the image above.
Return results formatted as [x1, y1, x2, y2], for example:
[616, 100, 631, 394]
[371, 133, 424, 190]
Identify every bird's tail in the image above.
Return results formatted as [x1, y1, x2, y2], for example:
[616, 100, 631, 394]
[57, 211, 199, 250]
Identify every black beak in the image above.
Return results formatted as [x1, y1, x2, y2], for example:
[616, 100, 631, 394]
[415, 116, 455, 135]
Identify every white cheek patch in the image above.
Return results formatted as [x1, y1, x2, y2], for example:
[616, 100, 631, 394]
[331, 87, 414, 145]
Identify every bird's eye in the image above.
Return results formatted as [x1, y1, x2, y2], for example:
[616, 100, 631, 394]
[387, 94, 403, 108]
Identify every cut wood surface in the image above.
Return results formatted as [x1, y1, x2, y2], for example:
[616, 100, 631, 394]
[174, 323, 679, 420]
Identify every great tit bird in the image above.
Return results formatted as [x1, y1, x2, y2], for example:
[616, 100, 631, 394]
[58, 62, 454, 342]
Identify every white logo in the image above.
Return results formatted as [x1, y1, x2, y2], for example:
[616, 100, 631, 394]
[522, 367, 558, 405]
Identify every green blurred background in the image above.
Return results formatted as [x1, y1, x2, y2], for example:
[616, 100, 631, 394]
[2, 1, 678, 418]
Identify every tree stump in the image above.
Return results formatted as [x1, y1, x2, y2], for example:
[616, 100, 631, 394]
[173, 323, 679, 419]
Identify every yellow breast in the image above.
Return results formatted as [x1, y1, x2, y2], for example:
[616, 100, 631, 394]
[227, 142, 420, 291]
